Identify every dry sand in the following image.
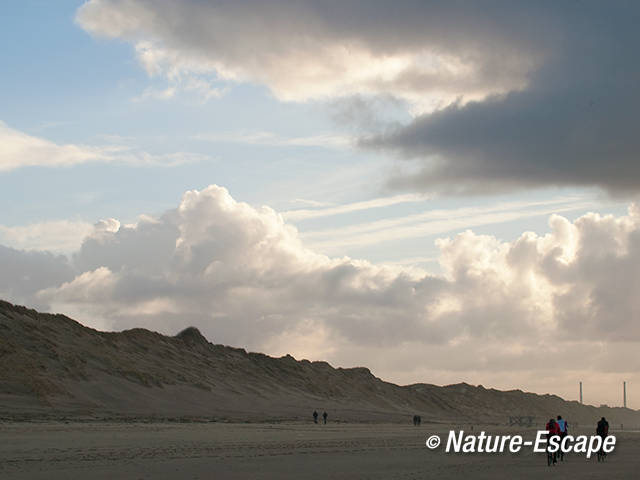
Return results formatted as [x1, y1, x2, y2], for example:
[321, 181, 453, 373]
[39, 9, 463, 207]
[0, 422, 636, 479]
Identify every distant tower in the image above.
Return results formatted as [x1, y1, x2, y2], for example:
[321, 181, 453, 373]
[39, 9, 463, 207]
[579, 381, 583, 404]
[624, 381, 627, 408]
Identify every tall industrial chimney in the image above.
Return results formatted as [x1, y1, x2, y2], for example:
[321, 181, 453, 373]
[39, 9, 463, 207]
[624, 381, 627, 408]
[580, 381, 583, 404]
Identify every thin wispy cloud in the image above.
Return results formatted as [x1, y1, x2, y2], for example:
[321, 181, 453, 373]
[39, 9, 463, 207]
[32, 120, 75, 132]
[302, 197, 601, 253]
[283, 193, 429, 221]
[193, 131, 352, 149]
[132, 77, 228, 103]
[291, 199, 335, 208]
[0, 121, 209, 171]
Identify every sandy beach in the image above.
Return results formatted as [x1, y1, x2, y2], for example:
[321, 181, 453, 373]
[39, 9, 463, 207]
[0, 422, 636, 479]
[4, 3, 640, 480]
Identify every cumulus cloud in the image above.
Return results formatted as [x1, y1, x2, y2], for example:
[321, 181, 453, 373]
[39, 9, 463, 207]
[2, 185, 639, 403]
[0, 121, 208, 171]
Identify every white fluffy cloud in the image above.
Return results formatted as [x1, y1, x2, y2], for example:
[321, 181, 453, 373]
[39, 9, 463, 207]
[0, 121, 208, 171]
[2, 185, 639, 404]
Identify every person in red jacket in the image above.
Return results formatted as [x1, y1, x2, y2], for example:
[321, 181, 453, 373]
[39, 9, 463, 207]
[546, 418, 562, 435]
[545, 418, 561, 465]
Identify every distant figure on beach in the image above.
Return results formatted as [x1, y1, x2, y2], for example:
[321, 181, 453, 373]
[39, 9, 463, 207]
[545, 418, 561, 464]
[313, 410, 318, 424]
[556, 415, 568, 436]
[322, 411, 328, 424]
[412, 415, 421, 426]
[597, 417, 609, 438]
[556, 415, 568, 461]
[596, 417, 609, 460]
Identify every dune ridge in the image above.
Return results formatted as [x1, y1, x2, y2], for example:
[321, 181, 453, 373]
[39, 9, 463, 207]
[1, 299, 638, 427]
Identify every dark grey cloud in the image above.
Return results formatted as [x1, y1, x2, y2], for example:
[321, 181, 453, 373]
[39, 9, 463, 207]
[329, 95, 410, 135]
[364, 2, 640, 194]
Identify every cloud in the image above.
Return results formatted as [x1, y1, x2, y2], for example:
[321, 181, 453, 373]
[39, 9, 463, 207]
[362, 3, 640, 194]
[0, 121, 209, 171]
[77, 1, 640, 194]
[193, 131, 351, 149]
[76, 0, 539, 110]
[0, 246, 75, 309]
[291, 199, 335, 208]
[0, 121, 117, 170]
[283, 193, 428, 221]
[0, 220, 94, 253]
[132, 73, 227, 103]
[2, 185, 639, 403]
[301, 196, 597, 254]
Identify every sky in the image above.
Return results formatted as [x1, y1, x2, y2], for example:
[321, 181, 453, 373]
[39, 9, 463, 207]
[1, 0, 639, 408]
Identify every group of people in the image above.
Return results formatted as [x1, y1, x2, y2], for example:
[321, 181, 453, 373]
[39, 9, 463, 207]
[312, 410, 328, 424]
[310, 409, 611, 463]
[544, 415, 610, 465]
[544, 415, 570, 464]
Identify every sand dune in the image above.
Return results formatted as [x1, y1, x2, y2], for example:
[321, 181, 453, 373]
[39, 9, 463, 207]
[1, 299, 638, 428]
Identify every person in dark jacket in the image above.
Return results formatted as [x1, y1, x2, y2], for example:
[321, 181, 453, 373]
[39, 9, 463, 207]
[597, 417, 609, 438]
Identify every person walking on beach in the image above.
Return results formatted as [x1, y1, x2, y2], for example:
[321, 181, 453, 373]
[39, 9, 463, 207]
[556, 415, 568, 461]
[545, 418, 561, 465]
[596, 416, 609, 461]
[596, 416, 609, 459]
[322, 412, 328, 424]
[556, 415, 568, 436]
[313, 410, 318, 424]
[597, 417, 609, 438]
